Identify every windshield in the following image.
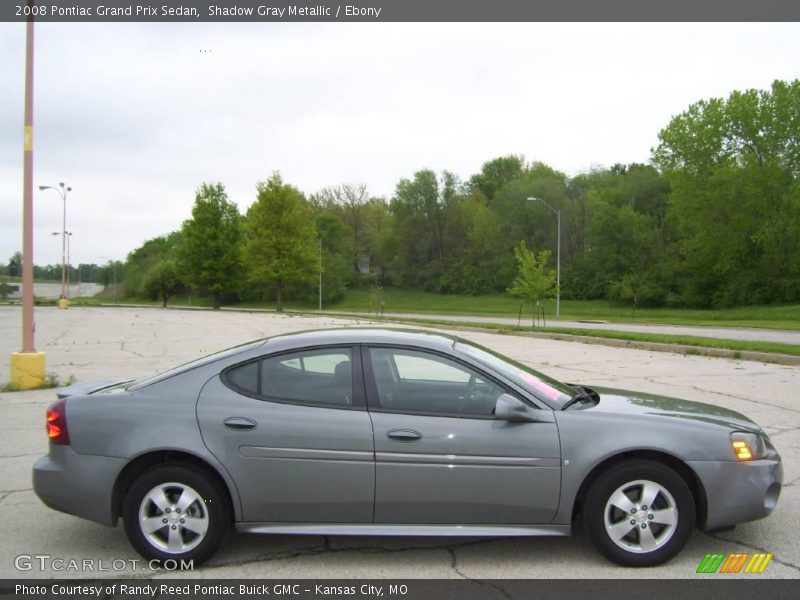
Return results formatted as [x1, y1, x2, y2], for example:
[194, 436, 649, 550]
[454, 340, 574, 408]
[127, 339, 266, 391]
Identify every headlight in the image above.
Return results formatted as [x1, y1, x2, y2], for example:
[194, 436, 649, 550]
[730, 431, 766, 461]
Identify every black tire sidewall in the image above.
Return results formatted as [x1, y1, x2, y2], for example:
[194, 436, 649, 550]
[585, 459, 695, 567]
[122, 464, 230, 567]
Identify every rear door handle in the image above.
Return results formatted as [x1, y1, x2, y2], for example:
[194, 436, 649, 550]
[224, 417, 257, 431]
[387, 429, 422, 442]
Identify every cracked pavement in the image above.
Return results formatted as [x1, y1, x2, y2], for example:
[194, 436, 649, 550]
[0, 306, 798, 579]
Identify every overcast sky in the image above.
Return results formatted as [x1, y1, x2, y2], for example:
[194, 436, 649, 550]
[1, 22, 799, 267]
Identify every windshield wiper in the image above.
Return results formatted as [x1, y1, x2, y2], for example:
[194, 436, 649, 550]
[562, 384, 595, 410]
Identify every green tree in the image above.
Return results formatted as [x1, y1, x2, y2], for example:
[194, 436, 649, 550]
[178, 183, 243, 309]
[143, 261, 185, 307]
[390, 169, 461, 290]
[653, 79, 800, 306]
[244, 173, 318, 312]
[508, 242, 556, 325]
[468, 155, 525, 200]
[7, 252, 22, 277]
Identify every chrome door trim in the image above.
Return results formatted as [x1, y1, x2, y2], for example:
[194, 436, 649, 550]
[375, 452, 560, 468]
[239, 446, 374, 462]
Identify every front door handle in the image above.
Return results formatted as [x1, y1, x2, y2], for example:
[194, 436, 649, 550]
[387, 429, 422, 442]
[224, 417, 257, 431]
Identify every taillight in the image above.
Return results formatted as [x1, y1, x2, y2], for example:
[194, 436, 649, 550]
[46, 398, 70, 445]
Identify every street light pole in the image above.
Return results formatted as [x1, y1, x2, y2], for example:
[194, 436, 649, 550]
[51, 230, 72, 298]
[527, 197, 561, 320]
[39, 182, 71, 298]
[65, 231, 72, 298]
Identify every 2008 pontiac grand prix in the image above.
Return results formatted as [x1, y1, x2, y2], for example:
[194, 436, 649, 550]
[33, 329, 782, 567]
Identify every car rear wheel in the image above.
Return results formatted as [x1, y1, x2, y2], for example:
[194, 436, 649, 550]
[584, 459, 695, 566]
[122, 464, 229, 566]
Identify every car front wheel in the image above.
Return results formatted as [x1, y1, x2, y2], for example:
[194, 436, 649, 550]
[584, 459, 695, 567]
[122, 464, 230, 567]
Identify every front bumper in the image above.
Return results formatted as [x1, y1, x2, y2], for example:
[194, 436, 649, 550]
[688, 454, 783, 531]
[33, 445, 126, 526]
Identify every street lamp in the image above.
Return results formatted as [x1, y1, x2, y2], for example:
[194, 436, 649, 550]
[100, 256, 117, 305]
[52, 231, 72, 298]
[527, 196, 561, 320]
[39, 182, 71, 299]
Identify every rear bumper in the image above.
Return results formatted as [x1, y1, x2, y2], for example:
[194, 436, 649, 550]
[688, 455, 783, 531]
[33, 445, 126, 526]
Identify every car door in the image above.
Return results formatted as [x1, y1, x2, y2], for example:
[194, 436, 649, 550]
[197, 345, 375, 523]
[364, 345, 561, 524]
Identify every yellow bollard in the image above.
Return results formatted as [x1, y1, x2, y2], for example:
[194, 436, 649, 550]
[9, 351, 46, 390]
[58, 298, 69, 309]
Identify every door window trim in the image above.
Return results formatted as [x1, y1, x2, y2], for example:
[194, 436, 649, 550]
[221, 344, 367, 410]
[361, 344, 538, 420]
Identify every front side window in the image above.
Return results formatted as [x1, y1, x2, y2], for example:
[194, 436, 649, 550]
[453, 341, 573, 407]
[368, 347, 510, 417]
[225, 347, 354, 408]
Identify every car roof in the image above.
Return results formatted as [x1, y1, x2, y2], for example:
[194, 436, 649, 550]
[265, 327, 460, 352]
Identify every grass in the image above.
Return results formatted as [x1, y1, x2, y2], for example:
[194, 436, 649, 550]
[1, 372, 75, 393]
[88, 288, 800, 329]
[322, 289, 800, 329]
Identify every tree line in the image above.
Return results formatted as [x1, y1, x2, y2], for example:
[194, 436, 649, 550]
[7, 80, 799, 310]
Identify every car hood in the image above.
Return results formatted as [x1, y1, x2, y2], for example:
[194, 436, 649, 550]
[585, 385, 762, 433]
[56, 378, 135, 399]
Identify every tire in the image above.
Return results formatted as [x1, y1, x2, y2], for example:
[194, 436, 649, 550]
[584, 459, 695, 567]
[122, 464, 230, 567]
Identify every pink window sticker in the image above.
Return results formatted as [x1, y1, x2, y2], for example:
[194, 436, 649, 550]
[520, 372, 562, 400]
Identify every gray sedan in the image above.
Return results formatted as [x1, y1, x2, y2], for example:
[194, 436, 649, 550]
[33, 328, 782, 567]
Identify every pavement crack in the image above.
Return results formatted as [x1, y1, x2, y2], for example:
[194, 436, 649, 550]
[0, 453, 43, 459]
[707, 532, 800, 574]
[0, 488, 32, 502]
[447, 547, 513, 599]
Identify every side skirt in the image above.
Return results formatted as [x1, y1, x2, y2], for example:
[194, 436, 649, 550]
[235, 523, 572, 537]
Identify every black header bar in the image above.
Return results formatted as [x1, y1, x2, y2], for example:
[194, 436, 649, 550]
[3, 0, 800, 22]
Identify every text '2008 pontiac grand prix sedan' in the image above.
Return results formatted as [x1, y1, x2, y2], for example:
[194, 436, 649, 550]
[33, 329, 782, 567]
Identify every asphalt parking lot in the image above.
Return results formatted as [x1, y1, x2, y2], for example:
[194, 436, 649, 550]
[0, 306, 798, 579]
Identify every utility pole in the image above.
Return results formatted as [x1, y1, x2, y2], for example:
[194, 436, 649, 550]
[11, 6, 46, 389]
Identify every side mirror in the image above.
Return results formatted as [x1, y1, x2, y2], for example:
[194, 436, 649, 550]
[494, 394, 540, 422]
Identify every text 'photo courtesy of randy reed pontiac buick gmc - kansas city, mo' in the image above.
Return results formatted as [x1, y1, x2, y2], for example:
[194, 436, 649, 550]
[33, 329, 782, 567]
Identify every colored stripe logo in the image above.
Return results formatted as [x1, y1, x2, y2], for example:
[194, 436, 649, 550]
[696, 552, 773, 574]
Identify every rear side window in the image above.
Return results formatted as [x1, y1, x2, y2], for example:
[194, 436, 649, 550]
[226, 361, 259, 394]
[225, 347, 355, 408]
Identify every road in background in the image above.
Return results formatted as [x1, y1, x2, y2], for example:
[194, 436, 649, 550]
[328, 310, 800, 345]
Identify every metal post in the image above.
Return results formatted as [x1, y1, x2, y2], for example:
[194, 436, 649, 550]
[318, 238, 322, 311]
[60, 185, 66, 297]
[527, 196, 561, 320]
[556, 208, 561, 320]
[65, 232, 71, 298]
[21, 12, 35, 352]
